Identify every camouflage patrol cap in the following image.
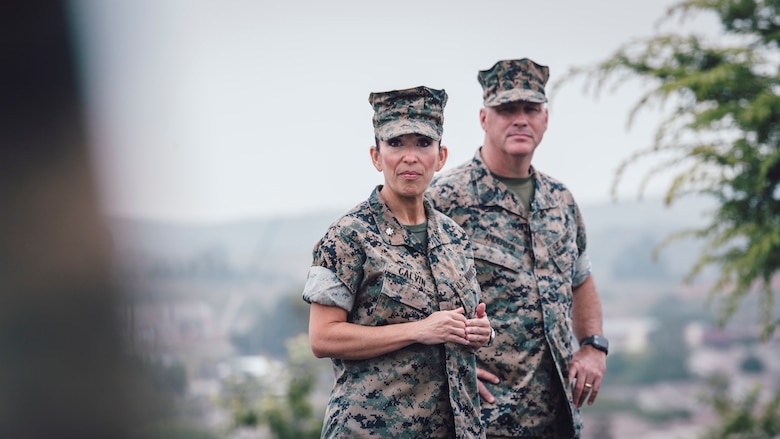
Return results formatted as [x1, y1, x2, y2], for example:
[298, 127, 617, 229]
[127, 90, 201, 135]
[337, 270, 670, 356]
[478, 58, 550, 107]
[369, 86, 447, 141]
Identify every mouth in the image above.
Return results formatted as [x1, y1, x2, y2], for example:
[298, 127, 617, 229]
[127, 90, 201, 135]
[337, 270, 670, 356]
[508, 131, 531, 139]
[399, 171, 422, 180]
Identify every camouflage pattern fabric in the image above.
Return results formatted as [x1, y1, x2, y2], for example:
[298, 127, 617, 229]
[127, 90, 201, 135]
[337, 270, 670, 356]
[307, 185, 486, 438]
[369, 86, 447, 141]
[478, 58, 549, 107]
[428, 150, 587, 438]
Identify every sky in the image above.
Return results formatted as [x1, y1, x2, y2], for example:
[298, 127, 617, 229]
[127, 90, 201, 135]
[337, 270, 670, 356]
[71, 0, 719, 224]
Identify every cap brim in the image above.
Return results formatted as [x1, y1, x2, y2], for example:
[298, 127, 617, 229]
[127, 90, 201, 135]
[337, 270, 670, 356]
[375, 120, 442, 141]
[484, 89, 547, 107]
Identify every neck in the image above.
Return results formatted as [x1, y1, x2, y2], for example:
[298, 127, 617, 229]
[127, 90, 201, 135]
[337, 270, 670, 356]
[378, 189, 426, 225]
[481, 143, 533, 178]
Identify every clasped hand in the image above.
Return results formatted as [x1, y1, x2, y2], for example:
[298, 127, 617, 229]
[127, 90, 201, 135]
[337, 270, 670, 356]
[418, 303, 491, 348]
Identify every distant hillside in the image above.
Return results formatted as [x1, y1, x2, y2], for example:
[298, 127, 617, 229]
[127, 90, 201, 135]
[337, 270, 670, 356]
[109, 210, 344, 287]
[108, 195, 716, 292]
[582, 195, 713, 230]
[581, 195, 714, 282]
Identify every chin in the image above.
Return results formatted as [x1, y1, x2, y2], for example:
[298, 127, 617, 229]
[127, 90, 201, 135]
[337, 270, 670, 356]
[399, 187, 426, 199]
[506, 144, 536, 156]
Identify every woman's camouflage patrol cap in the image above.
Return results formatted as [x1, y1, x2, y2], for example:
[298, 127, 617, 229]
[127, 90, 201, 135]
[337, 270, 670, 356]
[478, 58, 549, 107]
[369, 86, 448, 141]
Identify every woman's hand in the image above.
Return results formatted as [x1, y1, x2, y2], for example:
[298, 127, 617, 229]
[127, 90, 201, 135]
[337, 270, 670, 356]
[309, 303, 492, 360]
[415, 307, 470, 345]
[465, 303, 491, 348]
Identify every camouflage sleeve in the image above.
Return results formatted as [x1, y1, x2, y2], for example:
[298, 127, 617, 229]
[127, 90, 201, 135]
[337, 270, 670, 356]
[311, 221, 366, 298]
[572, 200, 592, 287]
[572, 249, 592, 287]
[301, 266, 354, 312]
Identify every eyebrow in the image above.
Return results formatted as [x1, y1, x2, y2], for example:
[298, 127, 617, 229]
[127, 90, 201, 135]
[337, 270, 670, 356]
[497, 102, 540, 110]
[387, 134, 433, 141]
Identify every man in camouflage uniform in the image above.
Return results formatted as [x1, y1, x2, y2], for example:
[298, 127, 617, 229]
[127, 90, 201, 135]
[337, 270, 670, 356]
[303, 86, 490, 438]
[428, 59, 608, 439]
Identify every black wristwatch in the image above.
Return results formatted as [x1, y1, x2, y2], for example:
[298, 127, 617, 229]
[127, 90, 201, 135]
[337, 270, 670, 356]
[580, 334, 609, 355]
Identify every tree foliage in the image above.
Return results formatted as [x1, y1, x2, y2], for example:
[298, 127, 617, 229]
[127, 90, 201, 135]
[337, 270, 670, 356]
[556, 0, 780, 340]
[258, 334, 324, 439]
[697, 376, 780, 439]
[216, 334, 325, 439]
[739, 352, 766, 373]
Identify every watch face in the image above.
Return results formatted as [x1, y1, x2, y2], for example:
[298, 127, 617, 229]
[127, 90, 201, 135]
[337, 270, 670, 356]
[593, 335, 608, 349]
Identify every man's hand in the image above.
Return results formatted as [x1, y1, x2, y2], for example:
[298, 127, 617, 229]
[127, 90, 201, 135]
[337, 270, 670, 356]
[568, 345, 606, 408]
[476, 367, 499, 403]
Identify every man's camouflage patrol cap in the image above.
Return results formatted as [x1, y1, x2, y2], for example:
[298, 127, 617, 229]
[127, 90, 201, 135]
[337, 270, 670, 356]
[478, 58, 549, 107]
[369, 86, 447, 142]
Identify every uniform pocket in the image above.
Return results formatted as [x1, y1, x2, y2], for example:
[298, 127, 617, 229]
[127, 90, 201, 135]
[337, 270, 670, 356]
[371, 263, 436, 325]
[550, 237, 576, 280]
[470, 230, 523, 273]
[442, 265, 479, 317]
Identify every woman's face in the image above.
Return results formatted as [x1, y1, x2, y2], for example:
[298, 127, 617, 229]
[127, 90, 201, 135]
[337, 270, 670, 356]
[370, 133, 448, 201]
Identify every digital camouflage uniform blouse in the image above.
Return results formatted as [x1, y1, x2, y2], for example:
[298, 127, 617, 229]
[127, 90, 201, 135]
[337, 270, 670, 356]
[428, 150, 591, 438]
[303, 186, 486, 439]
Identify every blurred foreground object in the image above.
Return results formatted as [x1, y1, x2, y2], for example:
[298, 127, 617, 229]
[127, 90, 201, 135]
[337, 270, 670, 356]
[0, 3, 169, 438]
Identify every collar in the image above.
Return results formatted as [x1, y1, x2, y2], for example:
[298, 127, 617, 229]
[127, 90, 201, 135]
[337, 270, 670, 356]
[368, 186, 451, 248]
[471, 148, 560, 211]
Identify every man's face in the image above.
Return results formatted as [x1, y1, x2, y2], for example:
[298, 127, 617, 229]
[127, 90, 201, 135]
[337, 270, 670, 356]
[480, 100, 548, 157]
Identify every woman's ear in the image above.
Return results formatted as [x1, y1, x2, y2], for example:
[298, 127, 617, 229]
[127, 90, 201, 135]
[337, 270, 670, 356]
[436, 145, 448, 172]
[370, 145, 382, 171]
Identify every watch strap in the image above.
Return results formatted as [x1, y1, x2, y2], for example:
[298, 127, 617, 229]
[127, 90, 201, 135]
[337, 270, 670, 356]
[580, 334, 608, 355]
[486, 327, 496, 347]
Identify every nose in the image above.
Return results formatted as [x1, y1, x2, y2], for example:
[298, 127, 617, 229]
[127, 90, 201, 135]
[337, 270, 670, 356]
[511, 110, 528, 126]
[402, 145, 418, 162]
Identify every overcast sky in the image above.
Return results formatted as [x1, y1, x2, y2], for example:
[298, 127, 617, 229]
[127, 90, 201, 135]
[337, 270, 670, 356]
[71, 0, 719, 224]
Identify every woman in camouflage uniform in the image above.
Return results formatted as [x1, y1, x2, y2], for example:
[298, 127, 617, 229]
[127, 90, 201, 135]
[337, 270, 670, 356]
[303, 86, 491, 439]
